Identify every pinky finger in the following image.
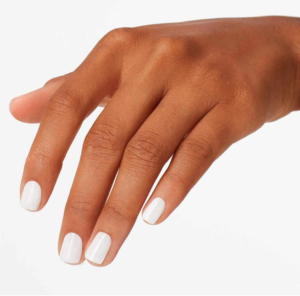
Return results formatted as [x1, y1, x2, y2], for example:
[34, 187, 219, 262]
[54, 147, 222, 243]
[142, 109, 236, 225]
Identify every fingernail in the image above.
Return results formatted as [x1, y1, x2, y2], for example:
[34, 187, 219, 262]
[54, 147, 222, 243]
[20, 181, 41, 211]
[142, 197, 165, 224]
[85, 232, 111, 265]
[60, 233, 82, 264]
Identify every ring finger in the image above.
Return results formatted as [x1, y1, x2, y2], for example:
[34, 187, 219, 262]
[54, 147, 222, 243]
[84, 87, 214, 266]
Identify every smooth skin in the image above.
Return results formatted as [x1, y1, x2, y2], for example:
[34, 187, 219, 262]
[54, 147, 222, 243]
[10, 16, 300, 266]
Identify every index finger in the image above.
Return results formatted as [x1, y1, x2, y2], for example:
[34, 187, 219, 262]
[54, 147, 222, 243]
[20, 44, 120, 211]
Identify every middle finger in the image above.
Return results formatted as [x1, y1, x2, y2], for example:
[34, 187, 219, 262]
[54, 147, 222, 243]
[59, 73, 163, 264]
[85, 86, 214, 266]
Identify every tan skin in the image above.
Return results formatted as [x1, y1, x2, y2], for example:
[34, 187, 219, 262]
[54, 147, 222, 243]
[10, 16, 300, 266]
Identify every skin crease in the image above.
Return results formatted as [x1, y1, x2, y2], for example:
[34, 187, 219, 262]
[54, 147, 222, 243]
[10, 16, 300, 266]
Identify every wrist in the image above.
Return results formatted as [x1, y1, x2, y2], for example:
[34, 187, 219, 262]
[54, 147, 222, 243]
[258, 16, 300, 118]
[282, 17, 300, 110]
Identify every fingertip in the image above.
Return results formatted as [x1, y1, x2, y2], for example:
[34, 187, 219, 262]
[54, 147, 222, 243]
[59, 253, 85, 266]
[84, 257, 112, 267]
[9, 97, 23, 121]
[11, 75, 67, 123]
[59, 255, 85, 266]
[9, 92, 43, 123]
[85, 259, 103, 267]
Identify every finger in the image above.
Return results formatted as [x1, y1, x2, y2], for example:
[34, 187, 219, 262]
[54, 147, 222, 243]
[142, 108, 237, 225]
[84, 88, 213, 266]
[10, 74, 69, 123]
[20, 47, 120, 212]
[58, 75, 164, 264]
[10, 74, 113, 123]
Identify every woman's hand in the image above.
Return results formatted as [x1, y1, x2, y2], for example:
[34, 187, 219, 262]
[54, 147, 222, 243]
[10, 16, 300, 266]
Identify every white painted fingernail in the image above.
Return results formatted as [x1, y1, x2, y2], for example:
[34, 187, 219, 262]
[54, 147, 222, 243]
[21, 181, 41, 211]
[142, 197, 165, 224]
[85, 232, 111, 265]
[60, 233, 82, 264]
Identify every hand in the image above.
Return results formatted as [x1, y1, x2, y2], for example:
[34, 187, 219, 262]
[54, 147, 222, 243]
[11, 16, 300, 266]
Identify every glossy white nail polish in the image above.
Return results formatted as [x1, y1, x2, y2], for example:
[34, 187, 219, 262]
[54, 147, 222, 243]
[85, 232, 111, 265]
[20, 181, 41, 211]
[142, 197, 165, 224]
[60, 233, 82, 264]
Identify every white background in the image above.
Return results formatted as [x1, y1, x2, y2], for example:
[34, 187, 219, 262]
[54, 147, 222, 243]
[1, 0, 300, 294]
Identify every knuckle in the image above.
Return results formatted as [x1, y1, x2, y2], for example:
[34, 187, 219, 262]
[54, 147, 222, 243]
[26, 148, 56, 170]
[164, 170, 191, 190]
[178, 136, 214, 164]
[154, 36, 189, 61]
[65, 196, 98, 221]
[83, 120, 124, 161]
[104, 199, 135, 224]
[123, 131, 165, 172]
[47, 89, 82, 117]
[102, 27, 137, 50]
[146, 37, 190, 77]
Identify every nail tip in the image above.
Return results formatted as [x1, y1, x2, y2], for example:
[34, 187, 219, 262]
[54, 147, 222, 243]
[84, 254, 103, 265]
[59, 256, 81, 265]
[20, 201, 39, 212]
[84, 254, 92, 263]
[142, 217, 156, 225]
[142, 214, 153, 224]
[20, 181, 42, 212]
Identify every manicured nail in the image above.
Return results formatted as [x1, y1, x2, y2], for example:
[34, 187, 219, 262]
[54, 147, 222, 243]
[142, 197, 165, 224]
[60, 233, 82, 264]
[85, 232, 111, 265]
[20, 181, 41, 211]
